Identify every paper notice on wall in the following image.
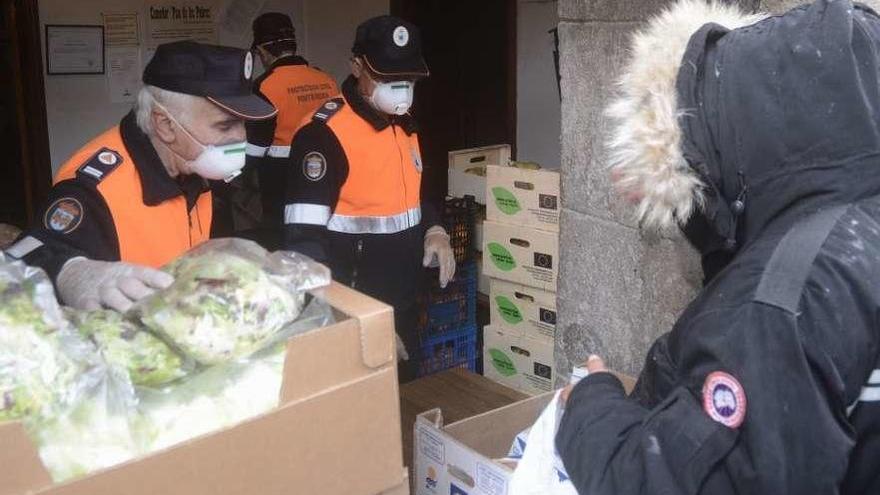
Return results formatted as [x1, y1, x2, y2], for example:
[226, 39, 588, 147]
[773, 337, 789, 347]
[107, 46, 141, 103]
[146, 2, 217, 48]
[103, 13, 140, 47]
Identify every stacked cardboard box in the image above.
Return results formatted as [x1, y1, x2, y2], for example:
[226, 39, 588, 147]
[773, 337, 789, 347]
[447, 145, 512, 296]
[481, 165, 560, 395]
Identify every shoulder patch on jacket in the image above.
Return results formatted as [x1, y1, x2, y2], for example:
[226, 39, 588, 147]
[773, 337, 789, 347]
[312, 98, 345, 124]
[76, 147, 124, 184]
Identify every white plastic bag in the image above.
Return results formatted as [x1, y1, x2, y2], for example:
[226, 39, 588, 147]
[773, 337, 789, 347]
[508, 390, 578, 495]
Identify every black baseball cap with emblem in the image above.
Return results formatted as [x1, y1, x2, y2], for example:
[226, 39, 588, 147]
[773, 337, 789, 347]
[143, 40, 276, 120]
[252, 12, 297, 49]
[352, 15, 428, 78]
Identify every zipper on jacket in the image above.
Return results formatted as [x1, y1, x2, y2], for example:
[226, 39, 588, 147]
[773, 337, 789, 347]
[352, 238, 364, 289]
[392, 125, 408, 217]
[187, 209, 193, 248]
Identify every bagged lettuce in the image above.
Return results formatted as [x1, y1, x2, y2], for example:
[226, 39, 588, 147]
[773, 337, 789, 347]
[0, 256, 88, 422]
[0, 254, 141, 482]
[34, 368, 143, 482]
[69, 309, 188, 387]
[134, 239, 330, 365]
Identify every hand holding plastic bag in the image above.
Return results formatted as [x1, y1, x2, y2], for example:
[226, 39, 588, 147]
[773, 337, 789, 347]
[133, 238, 330, 365]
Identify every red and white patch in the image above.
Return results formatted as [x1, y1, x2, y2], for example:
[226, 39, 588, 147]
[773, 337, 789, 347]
[702, 371, 747, 428]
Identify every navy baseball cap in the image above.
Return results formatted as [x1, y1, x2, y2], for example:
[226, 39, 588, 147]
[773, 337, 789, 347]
[252, 12, 297, 49]
[352, 16, 429, 78]
[143, 41, 276, 120]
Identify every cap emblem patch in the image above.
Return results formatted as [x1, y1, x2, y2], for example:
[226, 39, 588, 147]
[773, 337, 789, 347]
[244, 51, 254, 80]
[393, 26, 409, 47]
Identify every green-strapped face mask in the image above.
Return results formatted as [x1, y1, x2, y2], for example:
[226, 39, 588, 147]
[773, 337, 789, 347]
[158, 101, 247, 182]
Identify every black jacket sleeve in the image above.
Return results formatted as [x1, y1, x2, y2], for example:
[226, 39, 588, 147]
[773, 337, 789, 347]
[416, 135, 442, 232]
[281, 121, 348, 263]
[246, 78, 278, 206]
[246, 77, 277, 165]
[10, 179, 120, 281]
[557, 303, 854, 495]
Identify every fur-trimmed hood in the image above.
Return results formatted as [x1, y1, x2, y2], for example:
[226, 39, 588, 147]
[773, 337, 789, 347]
[609, 0, 880, 276]
[607, 1, 763, 231]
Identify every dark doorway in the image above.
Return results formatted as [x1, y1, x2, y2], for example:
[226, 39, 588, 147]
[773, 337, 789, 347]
[1, 0, 51, 228]
[391, 0, 516, 202]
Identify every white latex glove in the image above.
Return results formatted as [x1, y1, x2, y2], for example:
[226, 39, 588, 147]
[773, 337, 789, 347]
[395, 333, 410, 361]
[56, 257, 175, 313]
[422, 226, 456, 288]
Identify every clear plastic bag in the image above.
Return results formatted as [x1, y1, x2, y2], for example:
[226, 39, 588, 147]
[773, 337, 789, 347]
[137, 296, 335, 454]
[67, 309, 192, 387]
[0, 253, 141, 482]
[33, 366, 143, 482]
[132, 238, 331, 366]
[0, 253, 98, 423]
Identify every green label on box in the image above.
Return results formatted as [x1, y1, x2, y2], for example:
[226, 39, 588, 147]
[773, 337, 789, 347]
[495, 296, 523, 325]
[489, 348, 517, 376]
[492, 187, 521, 215]
[488, 243, 516, 272]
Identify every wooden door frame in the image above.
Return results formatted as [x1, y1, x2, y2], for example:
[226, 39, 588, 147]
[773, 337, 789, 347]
[4, 0, 51, 224]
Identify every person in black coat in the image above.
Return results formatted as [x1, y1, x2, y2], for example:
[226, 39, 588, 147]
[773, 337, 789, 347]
[558, 1, 880, 493]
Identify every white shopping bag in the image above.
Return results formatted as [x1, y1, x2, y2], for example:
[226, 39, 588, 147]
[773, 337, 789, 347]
[508, 389, 578, 495]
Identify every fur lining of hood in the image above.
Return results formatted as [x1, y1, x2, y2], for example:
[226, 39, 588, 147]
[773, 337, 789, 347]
[607, 1, 765, 230]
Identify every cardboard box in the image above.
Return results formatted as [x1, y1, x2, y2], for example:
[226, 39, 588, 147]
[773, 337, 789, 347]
[482, 325, 555, 396]
[486, 165, 560, 232]
[381, 471, 411, 495]
[414, 375, 635, 495]
[448, 145, 511, 204]
[489, 279, 556, 340]
[482, 221, 558, 293]
[0, 283, 406, 495]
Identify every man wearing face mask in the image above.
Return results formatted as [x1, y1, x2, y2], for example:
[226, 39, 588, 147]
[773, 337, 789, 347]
[244, 13, 338, 240]
[281, 15, 455, 382]
[6, 41, 276, 312]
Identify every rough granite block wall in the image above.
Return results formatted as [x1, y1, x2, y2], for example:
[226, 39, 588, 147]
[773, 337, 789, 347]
[556, 0, 878, 380]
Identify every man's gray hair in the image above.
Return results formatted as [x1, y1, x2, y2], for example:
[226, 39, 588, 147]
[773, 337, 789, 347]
[135, 85, 199, 134]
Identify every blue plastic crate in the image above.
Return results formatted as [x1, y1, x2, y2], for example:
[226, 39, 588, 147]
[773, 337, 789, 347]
[417, 325, 478, 377]
[420, 262, 477, 338]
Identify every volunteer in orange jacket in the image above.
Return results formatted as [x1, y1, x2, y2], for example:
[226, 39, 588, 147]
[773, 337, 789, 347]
[246, 13, 339, 232]
[6, 41, 276, 312]
[282, 16, 454, 381]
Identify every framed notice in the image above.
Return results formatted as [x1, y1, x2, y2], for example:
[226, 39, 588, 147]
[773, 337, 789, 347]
[45, 25, 105, 75]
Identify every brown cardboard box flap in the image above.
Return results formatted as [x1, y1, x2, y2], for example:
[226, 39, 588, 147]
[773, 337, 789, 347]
[0, 422, 52, 495]
[318, 283, 395, 369]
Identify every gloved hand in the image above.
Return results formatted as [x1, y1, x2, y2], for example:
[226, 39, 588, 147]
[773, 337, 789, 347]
[423, 226, 456, 288]
[56, 257, 175, 312]
[395, 333, 410, 361]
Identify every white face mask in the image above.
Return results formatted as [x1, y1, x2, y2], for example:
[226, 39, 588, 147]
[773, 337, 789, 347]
[370, 80, 415, 116]
[159, 105, 246, 182]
